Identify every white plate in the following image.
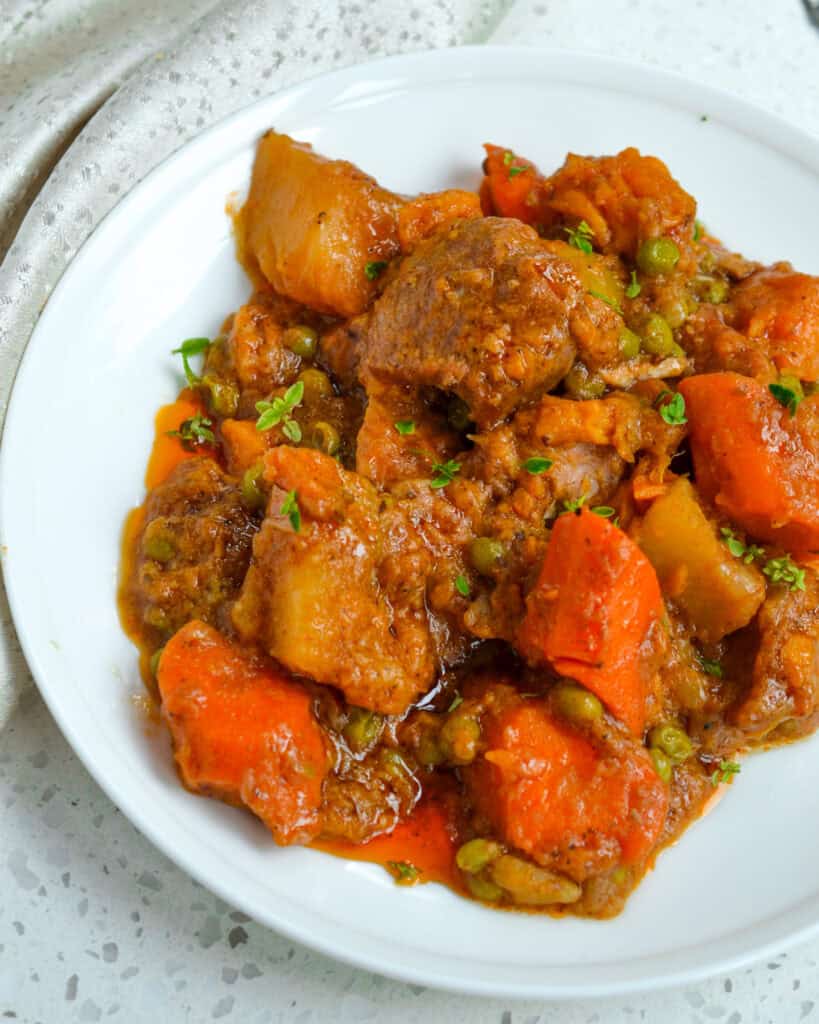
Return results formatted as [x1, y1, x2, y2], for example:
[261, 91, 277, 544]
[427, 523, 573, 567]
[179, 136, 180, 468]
[3, 46, 819, 999]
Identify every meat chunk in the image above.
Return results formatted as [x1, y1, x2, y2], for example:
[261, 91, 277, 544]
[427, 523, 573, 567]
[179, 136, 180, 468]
[730, 570, 819, 738]
[680, 373, 819, 557]
[128, 458, 257, 641]
[240, 131, 402, 317]
[359, 217, 579, 428]
[320, 747, 420, 843]
[232, 448, 440, 714]
[681, 304, 777, 381]
[157, 621, 329, 845]
[463, 681, 668, 881]
[481, 144, 696, 270]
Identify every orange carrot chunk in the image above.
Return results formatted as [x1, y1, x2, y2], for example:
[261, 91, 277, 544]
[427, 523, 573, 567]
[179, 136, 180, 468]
[679, 372, 819, 558]
[517, 508, 664, 736]
[157, 620, 329, 845]
[466, 690, 668, 878]
[480, 143, 546, 223]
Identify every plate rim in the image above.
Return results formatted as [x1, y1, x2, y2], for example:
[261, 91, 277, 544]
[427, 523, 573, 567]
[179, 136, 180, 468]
[3, 43, 819, 999]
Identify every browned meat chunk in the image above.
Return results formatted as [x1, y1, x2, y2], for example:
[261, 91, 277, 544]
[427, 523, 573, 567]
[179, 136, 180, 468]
[240, 131, 402, 318]
[359, 217, 580, 428]
[127, 458, 257, 642]
[730, 570, 819, 738]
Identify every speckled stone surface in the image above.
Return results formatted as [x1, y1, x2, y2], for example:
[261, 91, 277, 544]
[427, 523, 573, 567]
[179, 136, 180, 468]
[2, 1, 819, 1020]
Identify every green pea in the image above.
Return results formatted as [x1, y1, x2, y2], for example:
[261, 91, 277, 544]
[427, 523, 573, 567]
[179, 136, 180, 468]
[343, 707, 383, 751]
[552, 681, 603, 722]
[640, 313, 675, 357]
[446, 395, 472, 432]
[650, 747, 672, 783]
[149, 647, 164, 677]
[440, 713, 480, 765]
[563, 362, 606, 400]
[283, 324, 318, 360]
[308, 420, 340, 456]
[619, 328, 641, 359]
[201, 375, 239, 418]
[456, 838, 502, 874]
[698, 276, 730, 304]
[144, 533, 176, 563]
[648, 723, 693, 764]
[298, 368, 334, 403]
[465, 873, 503, 903]
[416, 732, 445, 767]
[469, 537, 505, 576]
[240, 462, 266, 511]
[636, 237, 681, 277]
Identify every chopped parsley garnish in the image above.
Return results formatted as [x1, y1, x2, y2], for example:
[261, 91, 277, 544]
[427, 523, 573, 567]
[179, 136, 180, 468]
[255, 380, 304, 440]
[385, 860, 421, 886]
[166, 413, 214, 449]
[564, 220, 594, 255]
[279, 490, 301, 533]
[588, 289, 623, 316]
[365, 260, 388, 281]
[625, 270, 641, 298]
[502, 150, 528, 177]
[394, 419, 416, 436]
[697, 654, 724, 678]
[454, 575, 470, 598]
[171, 336, 211, 386]
[508, 165, 527, 178]
[562, 495, 588, 514]
[719, 527, 764, 564]
[448, 693, 464, 712]
[762, 555, 806, 592]
[711, 760, 740, 786]
[430, 459, 461, 489]
[657, 391, 687, 426]
[523, 456, 553, 475]
[700, 114, 709, 123]
[591, 505, 616, 519]
[769, 380, 804, 416]
[693, 220, 704, 242]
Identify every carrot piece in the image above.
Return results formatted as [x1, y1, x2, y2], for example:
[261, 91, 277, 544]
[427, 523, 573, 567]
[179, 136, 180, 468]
[517, 508, 664, 736]
[679, 372, 819, 557]
[220, 417, 269, 476]
[466, 691, 668, 877]
[145, 390, 212, 490]
[157, 620, 329, 845]
[480, 144, 546, 224]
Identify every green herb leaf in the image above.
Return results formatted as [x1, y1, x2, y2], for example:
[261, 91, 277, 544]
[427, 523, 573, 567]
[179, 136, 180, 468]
[588, 289, 623, 316]
[365, 260, 388, 281]
[502, 151, 514, 166]
[523, 456, 553, 475]
[658, 391, 687, 426]
[447, 693, 464, 712]
[430, 459, 461, 489]
[762, 555, 806, 592]
[171, 336, 211, 386]
[719, 527, 764, 565]
[561, 495, 587, 514]
[394, 420, 416, 436]
[564, 220, 594, 255]
[454, 575, 470, 598]
[508, 165, 528, 178]
[385, 860, 420, 886]
[255, 380, 305, 435]
[693, 220, 704, 242]
[769, 380, 804, 416]
[710, 759, 740, 786]
[166, 413, 215, 449]
[697, 654, 724, 678]
[279, 489, 301, 533]
[625, 270, 641, 298]
[591, 505, 616, 519]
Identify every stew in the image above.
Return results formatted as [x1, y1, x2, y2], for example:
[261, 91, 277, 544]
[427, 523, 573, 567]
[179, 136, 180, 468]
[119, 134, 819, 918]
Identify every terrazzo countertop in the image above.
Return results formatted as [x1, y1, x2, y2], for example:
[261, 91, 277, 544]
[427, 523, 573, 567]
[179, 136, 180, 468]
[3, 2, 819, 1021]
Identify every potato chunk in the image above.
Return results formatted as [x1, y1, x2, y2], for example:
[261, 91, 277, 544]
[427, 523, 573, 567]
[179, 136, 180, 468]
[232, 448, 437, 714]
[637, 478, 766, 643]
[241, 131, 401, 317]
